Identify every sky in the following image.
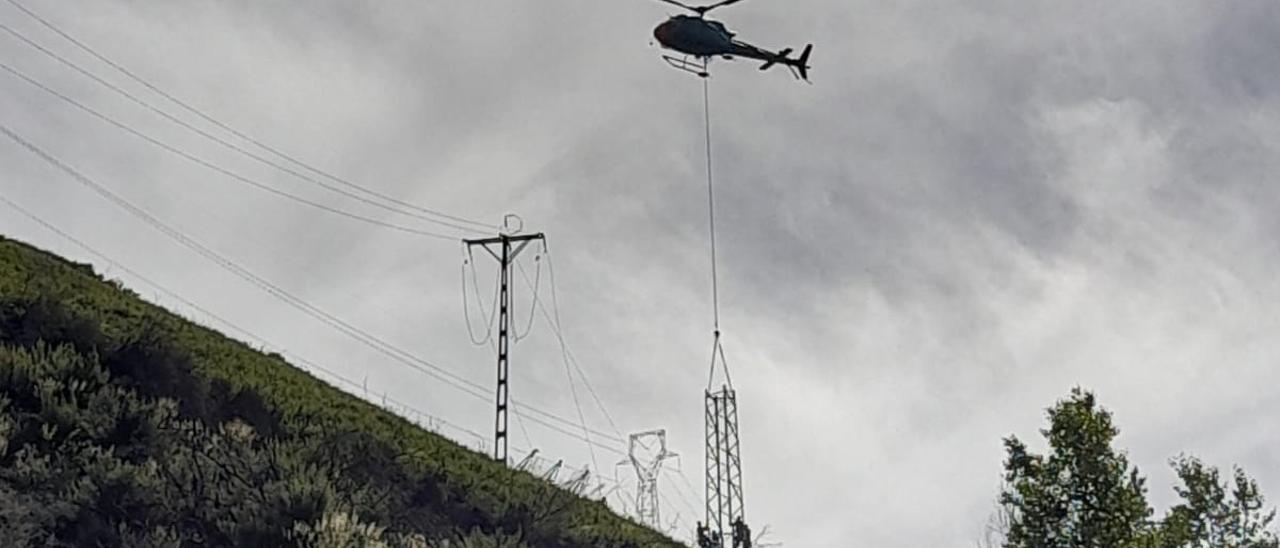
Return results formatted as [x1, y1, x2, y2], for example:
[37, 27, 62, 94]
[3, 0, 1280, 546]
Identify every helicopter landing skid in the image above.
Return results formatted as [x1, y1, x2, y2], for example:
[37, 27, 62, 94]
[662, 55, 710, 78]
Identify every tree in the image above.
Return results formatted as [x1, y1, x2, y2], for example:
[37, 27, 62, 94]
[996, 389, 1279, 548]
[1158, 457, 1279, 548]
[999, 388, 1156, 547]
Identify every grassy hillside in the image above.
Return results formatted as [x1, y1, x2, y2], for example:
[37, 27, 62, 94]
[0, 234, 678, 547]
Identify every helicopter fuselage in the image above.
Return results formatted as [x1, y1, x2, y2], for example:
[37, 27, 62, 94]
[653, 15, 767, 60]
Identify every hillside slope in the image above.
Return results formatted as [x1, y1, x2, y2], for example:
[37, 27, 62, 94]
[0, 235, 677, 547]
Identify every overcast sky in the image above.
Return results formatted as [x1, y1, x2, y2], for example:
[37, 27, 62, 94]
[4, 1, 1280, 546]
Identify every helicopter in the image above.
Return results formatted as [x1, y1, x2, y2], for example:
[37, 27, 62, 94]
[651, 0, 812, 81]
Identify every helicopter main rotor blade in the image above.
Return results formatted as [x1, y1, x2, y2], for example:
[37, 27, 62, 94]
[654, 0, 701, 14]
[696, 0, 748, 14]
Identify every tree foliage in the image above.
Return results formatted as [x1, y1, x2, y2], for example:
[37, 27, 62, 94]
[997, 389, 1277, 548]
[1159, 457, 1279, 548]
[1000, 388, 1154, 547]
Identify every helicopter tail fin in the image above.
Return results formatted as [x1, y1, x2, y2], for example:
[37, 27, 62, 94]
[794, 44, 813, 81]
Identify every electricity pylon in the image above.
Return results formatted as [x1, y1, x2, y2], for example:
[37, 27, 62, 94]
[463, 229, 545, 464]
[619, 430, 678, 529]
[700, 334, 750, 548]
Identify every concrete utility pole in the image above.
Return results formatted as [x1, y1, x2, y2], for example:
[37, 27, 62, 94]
[463, 230, 545, 464]
[620, 430, 679, 529]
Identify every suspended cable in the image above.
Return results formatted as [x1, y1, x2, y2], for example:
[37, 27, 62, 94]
[669, 468, 704, 521]
[1, 122, 490, 397]
[509, 400, 535, 450]
[0, 193, 494, 448]
[0, 22, 481, 234]
[544, 251, 626, 440]
[461, 247, 499, 346]
[1, 7, 689, 500]
[0, 6, 495, 233]
[703, 78, 721, 334]
[3, 123, 630, 456]
[0, 0, 670, 481]
[512, 250, 542, 342]
[516, 256, 597, 473]
[701, 78, 735, 391]
[0, 62, 459, 241]
[707, 333, 735, 390]
[676, 468, 701, 504]
[660, 488, 701, 536]
[514, 393, 624, 446]
[515, 407, 625, 458]
[515, 249, 632, 464]
[1, 190, 630, 467]
[466, 259, 535, 451]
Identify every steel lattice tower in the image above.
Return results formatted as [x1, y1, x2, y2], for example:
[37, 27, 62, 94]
[700, 335, 750, 548]
[620, 430, 678, 529]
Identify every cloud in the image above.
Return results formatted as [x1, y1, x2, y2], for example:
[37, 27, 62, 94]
[4, 1, 1280, 546]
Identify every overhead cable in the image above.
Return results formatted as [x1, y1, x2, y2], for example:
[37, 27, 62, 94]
[517, 257, 597, 473]
[3, 197, 628, 475]
[461, 247, 499, 346]
[545, 250, 626, 440]
[0, 4, 495, 233]
[0, 62, 459, 240]
[1, 123, 629, 452]
[512, 250, 542, 342]
[0, 193, 491, 449]
[1, 122, 489, 400]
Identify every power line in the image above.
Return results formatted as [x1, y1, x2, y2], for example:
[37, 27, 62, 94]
[543, 251, 625, 440]
[0, 7, 663, 470]
[1, 122, 486, 402]
[518, 250, 705, 519]
[0, 61, 459, 241]
[461, 247, 500, 346]
[660, 488, 701, 537]
[0, 123, 630, 456]
[0, 192, 492, 449]
[512, 251, 542, 342]
[2, 195, 625, 476]
[517, 256, 597, 473]
[2, 10, 707, 522]
[509, 400, 534, 450]
[1, 2, 495, 233]
[668, 468, 704, 523]
[0, 20, 482, 235]
[4, 193, 672, 525]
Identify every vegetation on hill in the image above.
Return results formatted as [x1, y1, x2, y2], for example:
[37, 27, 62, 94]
[11, 231, 1276, 548]
[989, 388, 1278, 548]
[0, 235, 677, 547]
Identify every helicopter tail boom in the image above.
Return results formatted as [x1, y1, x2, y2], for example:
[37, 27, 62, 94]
[758, 48, 791, 71]
[757, 44, 812, 81]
